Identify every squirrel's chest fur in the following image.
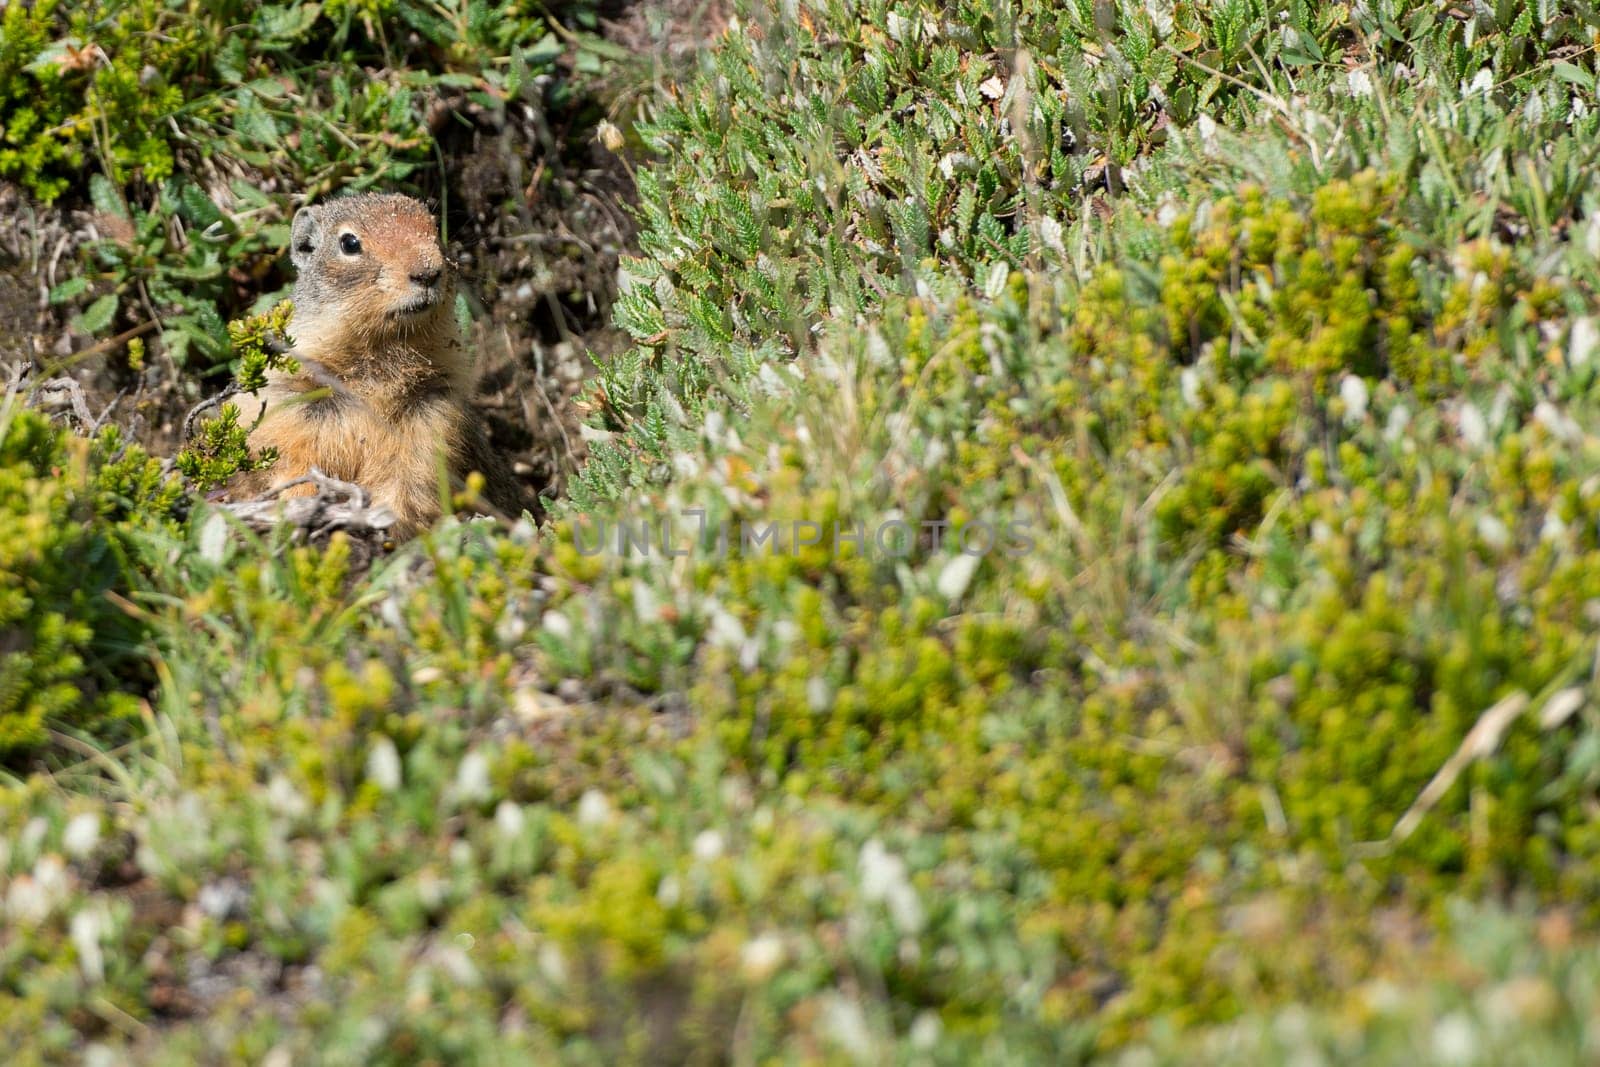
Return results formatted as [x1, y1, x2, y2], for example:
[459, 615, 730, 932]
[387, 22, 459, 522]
[229, 352, 471, 536]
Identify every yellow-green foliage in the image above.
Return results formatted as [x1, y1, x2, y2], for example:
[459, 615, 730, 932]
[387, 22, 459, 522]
[0, 406, 178, 757]
[9, 0, 1600, 1063]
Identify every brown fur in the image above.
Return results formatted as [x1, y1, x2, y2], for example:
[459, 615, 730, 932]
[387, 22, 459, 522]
[226, 194, 530, 537]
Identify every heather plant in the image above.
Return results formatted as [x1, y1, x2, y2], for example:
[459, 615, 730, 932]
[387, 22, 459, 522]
[0, 401, 179, 759]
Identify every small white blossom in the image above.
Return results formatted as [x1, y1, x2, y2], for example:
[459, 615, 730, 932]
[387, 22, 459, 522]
[822, 994, 875, 1061]
[1569, 317, 1597, 367]
[693, 830, 725, 862]
[1432, 1013, 1477, 1064]
[367, 737, 402, 792]
[495, 801, 525, 839]
[199, 512, 229, 564]
[538, 943, 568, 986]
[266, 774, 309, 819]
[1156, 194, 1181, 228]
[741, 933, 785, 980]
[1534, 400, 1581, 444]
[576, 789, 611, 828]
[70, 905, 107, 983]
[1476, 514, 1511, 552]
[454, 751, 491, 805]
[1541, 510, 1568, 543]
[63, 813, 101, 860]
[1180, 367, 1202, 408]
[859, 839, 923, 933]
[1039, 215, 1065, 255]
[936, 551, 981, 600]
[1339, 375, 1369, 424]
[1458, 403, 1488, 449]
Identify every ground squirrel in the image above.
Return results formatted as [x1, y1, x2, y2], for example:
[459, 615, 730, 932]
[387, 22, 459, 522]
[226, 193, 530, 536]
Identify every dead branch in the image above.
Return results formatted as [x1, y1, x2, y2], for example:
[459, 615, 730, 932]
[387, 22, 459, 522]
[215, 466, 396, 537]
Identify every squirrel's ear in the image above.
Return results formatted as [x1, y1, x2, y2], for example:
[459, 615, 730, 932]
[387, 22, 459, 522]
[290, 208, 321, 270]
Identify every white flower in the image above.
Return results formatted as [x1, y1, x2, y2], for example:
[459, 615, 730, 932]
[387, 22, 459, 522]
[1156, 195, 1181, 228]
[1541, 510, 1568, 543]
[936, 551, 981, 600]
[266, 775, 309, 819]
[693, 830, 725, 862]
[1346, 69, 1373, 97]
[1180, 367, 1203, 408]
[1476, 514, 1510, 552]
[822, 994, 875, 1061]
[1339, 375, 1369, 424]
[63, 813, 101, 860]
[707, 602, 748, 648]
[984, 261, 1010, 300]
[1569, 317, 1597, 367]
[1533, 400, 1580, 444]
[1039, 215, 1065, 255]
[741, 933, 785, 980]
[367, 737, 403, 792]
[199, 511, 229, 564]
[909, 1011, 942, 1049]
[859, 840, 923, 933]
[495, 801, 525, 839]
[70, 905, 107, 983]
[576, 789, 611, 828]
[632, 582, 658, 625]
[538, 943, 568, 986]
[1458, 403, 1488, 449]
[1384, 403, 1411, 443]
[1431, 1013, 1477, 1064]
[454, 751, 491, 805]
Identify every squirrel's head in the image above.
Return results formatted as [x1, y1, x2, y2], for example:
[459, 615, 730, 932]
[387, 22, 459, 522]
[289, 194, 455, 342]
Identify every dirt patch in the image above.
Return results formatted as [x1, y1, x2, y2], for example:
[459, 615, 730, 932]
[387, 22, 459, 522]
[423, 84, 637, 505]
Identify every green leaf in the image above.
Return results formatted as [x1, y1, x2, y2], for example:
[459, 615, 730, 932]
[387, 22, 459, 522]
[178, 184, 223, 228]
[1551, 62, 1595, 91]
[89, 173, 128, 221]
[76, 294, 119, 335]
[49, 277, 89, 305]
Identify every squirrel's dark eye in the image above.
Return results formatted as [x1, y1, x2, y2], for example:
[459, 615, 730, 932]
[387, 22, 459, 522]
[338, 233, 362, 256]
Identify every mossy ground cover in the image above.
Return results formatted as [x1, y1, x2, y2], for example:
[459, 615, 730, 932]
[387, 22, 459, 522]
[7, 0, 1600, 1062]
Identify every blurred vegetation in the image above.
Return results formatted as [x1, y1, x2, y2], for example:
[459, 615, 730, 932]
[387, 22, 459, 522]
[6, 0, 1600, 1062]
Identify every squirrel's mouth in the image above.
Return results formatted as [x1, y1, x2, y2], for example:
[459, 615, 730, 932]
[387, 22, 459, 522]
[390, 291, 442, 319]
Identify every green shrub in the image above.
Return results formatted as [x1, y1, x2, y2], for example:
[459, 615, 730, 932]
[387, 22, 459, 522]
[0, 403, 180, 759]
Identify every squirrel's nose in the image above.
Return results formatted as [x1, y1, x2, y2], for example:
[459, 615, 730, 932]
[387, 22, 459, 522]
[411, 265, 442, 289]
